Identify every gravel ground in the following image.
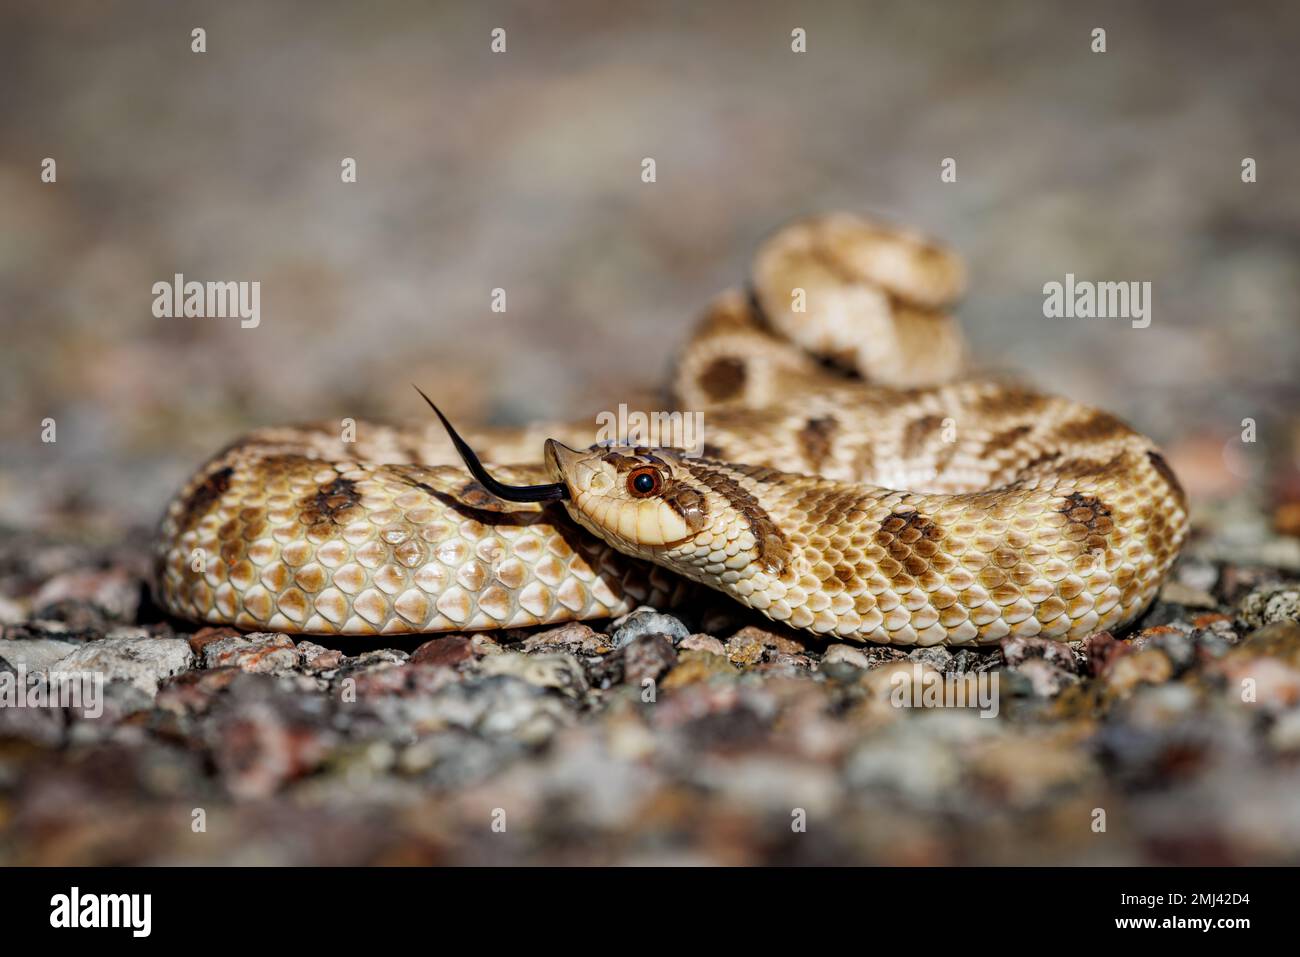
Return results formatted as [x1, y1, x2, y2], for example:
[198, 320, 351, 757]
[3, 508, 1300, 866]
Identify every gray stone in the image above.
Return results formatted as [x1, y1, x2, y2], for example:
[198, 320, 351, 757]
[522, 622, 612, 656]
[679, 634, 727, 657]
[1239, 583, 1300, 630]
[479, 651, 589, 697]
[1013, 657, 1079, 697]
[589, 633, 677, 689]
[52, 637, 194, 697]
[822, 645, 870, 670]
[0, 595, 25, 625]
[908, 645, 954, 671]
[609, 607, 690, 648]
[1000, 635, 1080, 673]
[416, 675, 577, 745]
[297, 640, 344, 672]
[330, 648, 410, 683]
[1146, 629, 1196, 673]
[202, 632, 300, 674]
[0, 638, 78, 673]
[846, 732, 962, 805]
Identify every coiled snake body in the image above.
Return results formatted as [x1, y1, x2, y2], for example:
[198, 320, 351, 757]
[156, 215, 1188, 646]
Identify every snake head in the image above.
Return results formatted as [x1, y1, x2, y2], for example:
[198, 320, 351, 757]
[545, 442, 708, 549]
[418, 386, 708, 552]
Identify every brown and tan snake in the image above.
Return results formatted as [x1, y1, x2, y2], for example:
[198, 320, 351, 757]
[155, 214, 1189, 646]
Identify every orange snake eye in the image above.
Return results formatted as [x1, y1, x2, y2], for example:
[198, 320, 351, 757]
[627, 466, 662, 498]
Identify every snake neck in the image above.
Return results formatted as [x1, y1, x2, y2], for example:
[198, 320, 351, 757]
[565, 445, 1188, 646]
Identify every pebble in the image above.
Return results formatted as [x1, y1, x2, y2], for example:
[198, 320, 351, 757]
[1095, 718, 1227, 791]
[1104, 648, 1175, 698]
[30, 566, 141, 623]
[52, 636, 194, 697]
[479, 651, 589, 698]
[728, 624, 809, 656]
[1121, 682, 1200, 727]
[0, 692, 65, 747]
[1013, 658, 1079, 697]
[1276, 502, 1300, 538]
[207, 682, 337, 799]
[0, 595, 25, 625]
[822, 644, 871, 669]
[2, 618, 101, 644]
[24, 602, 112, 632]
[590, 633, 677, 689]
[968, 733, 1093, 807]
[1239, 583, 1300, 630]
[725, 630, 765, 667]
[846, 726, 963, 805]
[1144, 629, 1196, 674]
[999, 635, 1081, 697]
[430, 675, 576, 744]
[155, 666, 243, 716]
[65, 681, 155, 743]
[331, 649, 409, 682]
[202, 632, 300, 674]
[296, 640, 344, 672]
[756, 652, 814, 677]
[1175, 560, 1220, 595]
[661, 649, 737, 689]
[621, 634, 678, 686]
[1218, 565, 1284, 606]
[678, 634, 726, 657]
[908, 645, 954, 671]
[188, 626, 241, 657]
[469, 634, 503, 657]
[1235, 620, 1300, 667]
[1082, 631, 1130, 677]
[410, 635, 474, 669]
[1000, 636, 1079, 672]
[523, 622, 613, 656]
[395, 730, 501, 786]
[1213, 622, 1300, 709]
[1159, 580, 1218, 609]
[0, 638, 79, 673]
[1267, 707, 1300, 751]
[608, 608, 690, 649]
[1135, 601, 1191, 629]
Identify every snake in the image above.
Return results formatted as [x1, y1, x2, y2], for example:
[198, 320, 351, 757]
[154, 213, 1190, 647]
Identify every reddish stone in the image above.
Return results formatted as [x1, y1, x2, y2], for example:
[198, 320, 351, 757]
[1192, 612, 1233, 629]
[204, 633, 298, 673]
[728, 624, 808, 656]
[189, 626, 241, 657]
[1082, 631, 1130, 677]
[410, 635, 474, 668]
[299, 644, 343, 672]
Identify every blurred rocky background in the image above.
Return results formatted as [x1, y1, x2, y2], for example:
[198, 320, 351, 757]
[2, 0, 1299, 865]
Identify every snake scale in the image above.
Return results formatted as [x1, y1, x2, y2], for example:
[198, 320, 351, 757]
[155, 214, 1189, 646]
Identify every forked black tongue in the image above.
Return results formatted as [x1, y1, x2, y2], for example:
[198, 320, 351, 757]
[414, 385, 570, 503]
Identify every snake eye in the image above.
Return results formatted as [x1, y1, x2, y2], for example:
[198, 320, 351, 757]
[627, 466, 662, 498]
